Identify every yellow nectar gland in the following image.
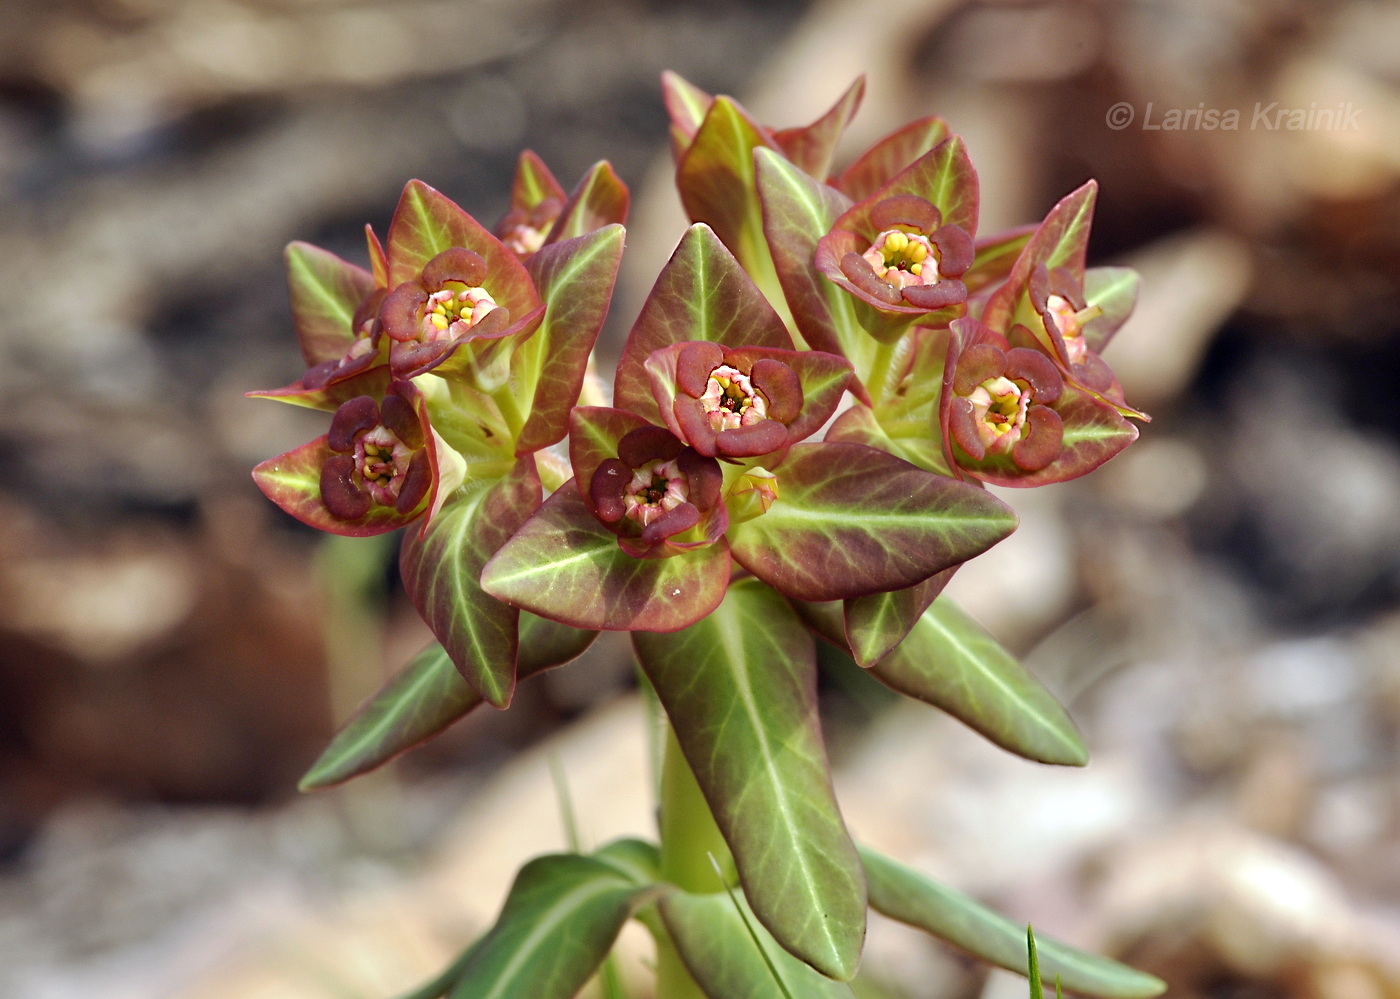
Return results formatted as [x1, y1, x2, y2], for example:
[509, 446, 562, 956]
[862, 229, 939, 290]
[423, 283, 499, 340]
[969, 375, 1030, 449]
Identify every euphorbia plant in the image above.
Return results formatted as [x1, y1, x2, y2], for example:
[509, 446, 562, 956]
[251, 73, 1163, 999]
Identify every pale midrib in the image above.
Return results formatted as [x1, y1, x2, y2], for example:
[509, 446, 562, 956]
[479, 878, 625, 999]
[923, 609, 1075, 751]
[715, 601, 840, 955]
[339, 650, 452, 759]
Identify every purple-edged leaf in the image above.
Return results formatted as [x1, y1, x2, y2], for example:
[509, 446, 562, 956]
[771, 76, 865, 180]
[384, 180, 540, 319]
[1082, 265, 1139, 352]
[660, 888, 857, 999]
[983, 180, 1097, 333]
[548, 162, 629, 244]
[297, 615, 597, 790]
[862, 847, 1166, 998]
[252, 436, 416, 538]
[615, 224, 792, 422]
[511, 150, 566, 211]
[567, 407, 649, 516]
[843, 135, 979, 239]
[834, 116, 949, 202]
[449, 853, 656, 999]
[957, 386, 1138, 489]
[400, 459, 542, 708]
[964, 225, 1035, 297]
[726, 442, 1017, 602]
[246, 362, 391, 414]
[661, 70, 715, 162]
[285, 241, 376, 367]
[514, 225, 624, 453]
[870, 597, 1087, 766]
[844, 567, 955, 668]
[755, 148, 876, 382]
[676, 96, 777, 275]
[480, 480, 730, 632]
[634, 579, 866, 981]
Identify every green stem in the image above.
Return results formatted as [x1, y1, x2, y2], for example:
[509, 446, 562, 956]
[655, 725, 732, 999]
[862, 338, 899, 407]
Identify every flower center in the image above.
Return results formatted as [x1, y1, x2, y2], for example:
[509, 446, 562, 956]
[968, 375, 1032, 449]
[422, 282, 499, 342]
[1045, 294, 1101, 365]
[862, 229, 939, 290]
[355, 427, 413, 505]
[700, 365, 768, 431]
[623, 458, 688, 527]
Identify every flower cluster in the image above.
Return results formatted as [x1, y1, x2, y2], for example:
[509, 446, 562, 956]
[250, 71, 1151, 998]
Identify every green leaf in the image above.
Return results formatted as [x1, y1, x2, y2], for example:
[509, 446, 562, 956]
[1081, 266, 1139, 353]
[247, 361, 391, 414]
[592, 837, 663, 885]
[401, 459, 541, 707]
[834, 116, 949, 202]
[509, 150, 566, 213]
[869, 598, 1087, 766]
[615, 223, 793, 423]
[284, 241, 376, 367]
[861, 135, 979, 236]
[299, 614, 597, 791]
[843, 567, 955, 668]
[676, 96, 776, 277]
[633, 580, 866, 980]
[726, 442, 1017, 603]
[480, 480, 731, 632]
[661, 70, 715, 160]
[964, 225, 1035, 296]
[515, 225, 625, 453]
[983, 181, 1097, 334]
[660, 888, 857, 999]
[549, 162, 630, 244]
[770, 76, 865, 180]
[861, 846, 1165, 998]
[754, 149, 875, 383]
[448, 853, 655, 999]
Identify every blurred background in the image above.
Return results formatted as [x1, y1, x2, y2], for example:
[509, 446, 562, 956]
[3, 0, 1400, 996]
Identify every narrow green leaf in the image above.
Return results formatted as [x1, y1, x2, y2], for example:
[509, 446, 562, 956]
[401, 460, 542, 707]
[284, 241, 375, 367]
[449, 853, 654, 999]
[660, 889, 857, 999]
[869, 598, 1087, 766]
[395, 937, 486, 999]
[843, 567, 955, 668]
[633, 580, 866, 981]
[676, 96, 775, 277]
[593, 837, 663, 886]
[515, 225, 625, 453]
[299, 614, 596, 790]
[615, 223, 792, 423]
[726, 442, 1017, 603]
[480, 481, 731, 633]
[861, 846, 1165, 998]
